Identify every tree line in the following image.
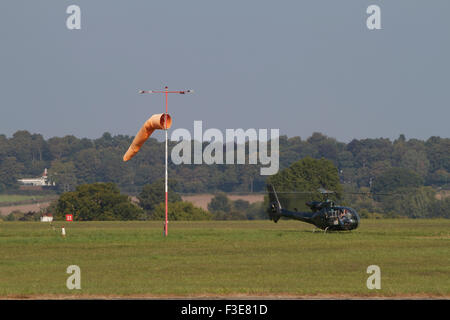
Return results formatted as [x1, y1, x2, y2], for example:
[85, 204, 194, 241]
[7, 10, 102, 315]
[2, 157, 449, 221]
[0, 131, 448, 195]
[10, 181, 263, 222]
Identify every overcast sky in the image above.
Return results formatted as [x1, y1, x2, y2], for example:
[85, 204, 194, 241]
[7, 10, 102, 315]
[0, 0, 449, 142]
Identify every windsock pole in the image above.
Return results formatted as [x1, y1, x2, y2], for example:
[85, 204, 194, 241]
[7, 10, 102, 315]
[164, 87, 169, 237]
[136, 86, 193, 237]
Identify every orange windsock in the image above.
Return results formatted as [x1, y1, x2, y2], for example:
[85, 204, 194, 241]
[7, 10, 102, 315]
[123, 113, 172, 162]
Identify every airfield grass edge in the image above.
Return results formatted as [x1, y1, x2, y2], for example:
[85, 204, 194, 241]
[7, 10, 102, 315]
[0, 220, 449, 297]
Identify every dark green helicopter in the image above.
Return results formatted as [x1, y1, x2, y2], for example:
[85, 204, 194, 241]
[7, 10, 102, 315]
[267, 184, 360, 232]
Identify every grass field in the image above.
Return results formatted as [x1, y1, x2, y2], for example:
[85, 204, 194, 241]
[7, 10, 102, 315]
[0, 219, 449, 298]
[0, 194, 54, 216]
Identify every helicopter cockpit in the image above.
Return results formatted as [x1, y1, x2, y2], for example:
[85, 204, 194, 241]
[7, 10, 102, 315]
[325, 207, 359, 230]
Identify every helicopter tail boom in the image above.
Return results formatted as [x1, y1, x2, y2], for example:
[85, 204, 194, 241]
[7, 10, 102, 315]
[266, 184, 282, 223]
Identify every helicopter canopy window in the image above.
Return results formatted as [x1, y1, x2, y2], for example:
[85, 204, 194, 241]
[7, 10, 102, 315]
[326, 208, 356, 226]
[339, 208, 357, 225]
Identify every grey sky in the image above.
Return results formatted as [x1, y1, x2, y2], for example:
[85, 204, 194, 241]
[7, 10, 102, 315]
[0, 0, 449, 142]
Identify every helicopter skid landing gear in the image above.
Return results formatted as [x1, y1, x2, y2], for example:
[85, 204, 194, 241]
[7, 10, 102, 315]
[323, 227, 329, 234]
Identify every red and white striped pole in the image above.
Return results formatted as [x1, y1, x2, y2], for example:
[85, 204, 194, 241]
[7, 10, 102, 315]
[164, 86, 168, 237]
[139, 86, 193, 237]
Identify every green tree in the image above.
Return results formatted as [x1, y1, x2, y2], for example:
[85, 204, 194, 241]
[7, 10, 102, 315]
[48, 160, 78, 192]
[267, 157, 343, 211]
[137, 179, 181, 212]
[400, 149, 430, 178]
[427, 198, 450, 218]
[9, 131, 33, 165]
[151, 201, 212, 220]
[427, 169, 450, 186]
[0, 157, 24, 189]
[245, 202, 266, 220]
[381, 187, 437, 218]
[425, 137, 450, 173]
[233, 199, 250, 212]
[47, 135, 86, 160]
[74, 148, 101, 184]
[55, 182, 143, 221]
[212, 209, 247, 220]
[208, 193, 232, 213]
[371, 167, 423, 194]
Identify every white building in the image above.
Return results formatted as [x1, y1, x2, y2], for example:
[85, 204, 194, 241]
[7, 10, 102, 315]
[17, 168, 55, 187]
[40, 214, 53, 222]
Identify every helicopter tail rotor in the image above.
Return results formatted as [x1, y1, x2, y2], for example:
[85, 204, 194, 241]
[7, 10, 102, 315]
[266, 184, 282, 223]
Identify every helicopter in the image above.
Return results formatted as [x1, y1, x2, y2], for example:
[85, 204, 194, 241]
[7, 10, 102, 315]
[266, 184, 360, 232]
